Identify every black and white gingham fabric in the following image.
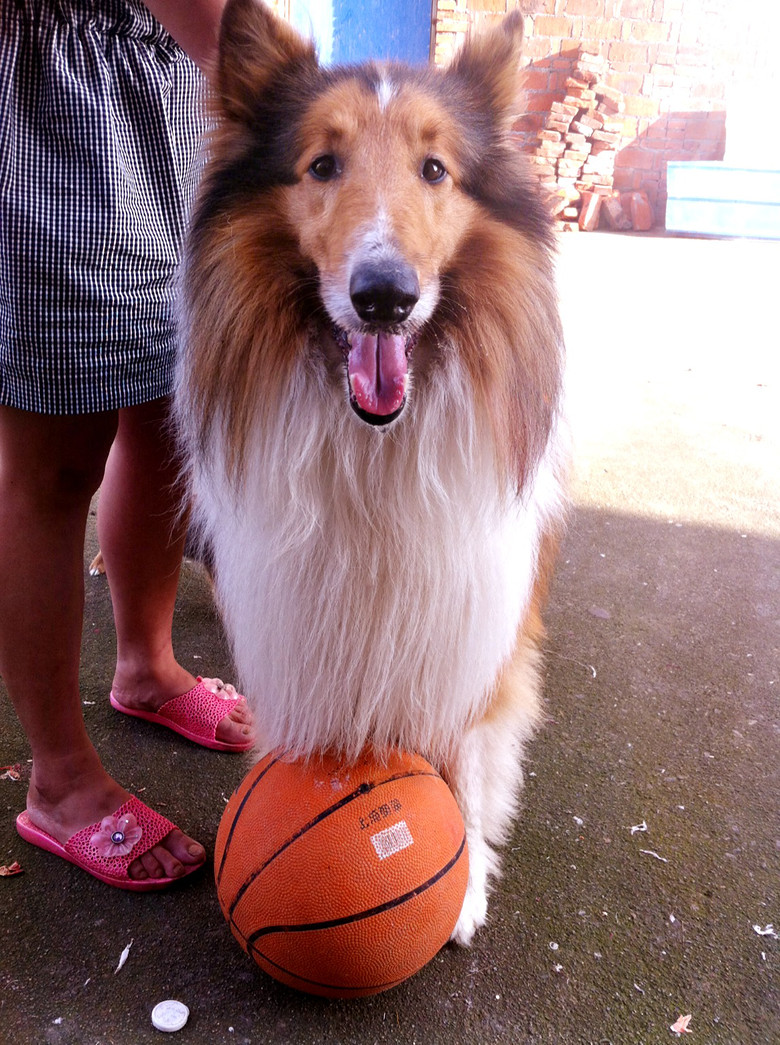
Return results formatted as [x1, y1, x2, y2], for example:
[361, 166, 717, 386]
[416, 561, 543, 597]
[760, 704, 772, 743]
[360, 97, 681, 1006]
[0, 0, 207, 414]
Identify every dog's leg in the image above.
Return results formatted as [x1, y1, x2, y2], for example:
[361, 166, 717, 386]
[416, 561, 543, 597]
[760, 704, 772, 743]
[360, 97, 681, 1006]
[88, 550, 105, 576]
[444, 616, 545, 946]
[445, 725, 500, 946]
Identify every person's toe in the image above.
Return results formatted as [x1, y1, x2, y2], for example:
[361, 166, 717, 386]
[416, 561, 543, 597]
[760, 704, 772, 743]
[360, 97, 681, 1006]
[215, 699, 255, 747]
[136, 848, 167, 879]
[229, 699, 252, 725]
[128, 829, 205, 881]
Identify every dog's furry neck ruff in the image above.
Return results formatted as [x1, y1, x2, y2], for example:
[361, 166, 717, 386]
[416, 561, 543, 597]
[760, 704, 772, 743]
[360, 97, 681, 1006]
[193, 347, 560, 765]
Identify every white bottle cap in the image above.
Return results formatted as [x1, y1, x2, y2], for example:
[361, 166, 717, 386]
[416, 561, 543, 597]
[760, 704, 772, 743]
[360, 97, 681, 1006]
[151, 999, 190, 1032]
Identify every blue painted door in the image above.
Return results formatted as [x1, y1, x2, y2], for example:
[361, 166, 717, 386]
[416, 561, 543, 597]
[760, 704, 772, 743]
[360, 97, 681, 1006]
[290, 0, 431, 66]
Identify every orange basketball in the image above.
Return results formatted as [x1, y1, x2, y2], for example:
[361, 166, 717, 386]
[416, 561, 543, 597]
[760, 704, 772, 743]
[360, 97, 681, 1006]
[214, 747, 469, 997]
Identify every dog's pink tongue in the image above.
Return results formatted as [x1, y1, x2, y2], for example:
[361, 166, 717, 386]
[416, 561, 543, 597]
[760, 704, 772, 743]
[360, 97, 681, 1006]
[348, 332, 408, 416]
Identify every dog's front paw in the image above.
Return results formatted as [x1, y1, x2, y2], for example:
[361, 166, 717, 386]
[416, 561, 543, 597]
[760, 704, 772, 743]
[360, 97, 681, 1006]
[450, 880, 488, 947]
[88, 551, 105, 576]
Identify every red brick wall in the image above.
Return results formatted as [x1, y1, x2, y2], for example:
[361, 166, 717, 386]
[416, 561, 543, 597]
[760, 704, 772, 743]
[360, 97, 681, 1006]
[434, 0, 767, 223]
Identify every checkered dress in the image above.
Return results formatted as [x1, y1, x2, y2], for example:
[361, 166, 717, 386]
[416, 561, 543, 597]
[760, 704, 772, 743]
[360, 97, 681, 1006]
[0, 0, 206, 414]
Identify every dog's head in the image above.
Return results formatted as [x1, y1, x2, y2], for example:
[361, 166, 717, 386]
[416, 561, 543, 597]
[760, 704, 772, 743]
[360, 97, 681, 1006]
[185, 0, 558, 484]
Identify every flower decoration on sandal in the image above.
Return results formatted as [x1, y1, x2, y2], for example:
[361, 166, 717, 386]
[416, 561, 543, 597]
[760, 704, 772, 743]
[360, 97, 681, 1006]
[199, 676, 238, 699]
[90, 811, 143, 858]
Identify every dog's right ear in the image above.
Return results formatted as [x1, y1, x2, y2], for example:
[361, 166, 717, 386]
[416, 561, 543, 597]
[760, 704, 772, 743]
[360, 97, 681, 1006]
[217, 0, 318, 125]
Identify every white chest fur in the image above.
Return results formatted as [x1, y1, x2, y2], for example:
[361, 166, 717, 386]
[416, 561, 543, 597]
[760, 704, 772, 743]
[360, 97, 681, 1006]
[193, 355, 563, 762]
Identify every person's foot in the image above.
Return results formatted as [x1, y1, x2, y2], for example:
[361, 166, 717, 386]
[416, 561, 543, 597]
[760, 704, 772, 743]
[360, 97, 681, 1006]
[110, 664, 255, 749]
[25, 750, 205, 883]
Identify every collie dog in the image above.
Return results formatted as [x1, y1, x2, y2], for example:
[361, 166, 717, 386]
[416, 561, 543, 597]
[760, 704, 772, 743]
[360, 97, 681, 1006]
[176, 0, 567, 945]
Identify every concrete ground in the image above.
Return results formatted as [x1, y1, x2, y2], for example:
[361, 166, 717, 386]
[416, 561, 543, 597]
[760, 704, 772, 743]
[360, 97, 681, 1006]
[1, 231, 778, 1044]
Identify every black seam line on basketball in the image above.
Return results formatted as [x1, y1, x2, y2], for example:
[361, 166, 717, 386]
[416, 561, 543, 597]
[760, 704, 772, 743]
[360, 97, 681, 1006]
[227, 769, 440, 919]
[241, 832, 467, 947]
[215, 755, 282, 887]
[245, 945, 407, 995]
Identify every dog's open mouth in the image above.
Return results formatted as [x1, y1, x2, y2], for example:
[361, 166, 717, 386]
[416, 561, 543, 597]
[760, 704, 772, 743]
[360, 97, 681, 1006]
[334, 328, 415, 427]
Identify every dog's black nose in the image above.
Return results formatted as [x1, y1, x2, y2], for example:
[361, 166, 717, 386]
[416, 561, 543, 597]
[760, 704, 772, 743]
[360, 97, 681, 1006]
[350, 261, 420, 325]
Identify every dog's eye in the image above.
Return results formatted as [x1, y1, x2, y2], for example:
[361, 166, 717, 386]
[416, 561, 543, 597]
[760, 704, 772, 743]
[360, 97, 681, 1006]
[309, 155, 339, 181]
[421, 158, 446, 184]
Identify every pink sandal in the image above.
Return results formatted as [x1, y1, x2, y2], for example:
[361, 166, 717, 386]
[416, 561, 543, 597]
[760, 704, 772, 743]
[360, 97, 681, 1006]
[110, 677, 254, 753]
[16, 797, 202, 891]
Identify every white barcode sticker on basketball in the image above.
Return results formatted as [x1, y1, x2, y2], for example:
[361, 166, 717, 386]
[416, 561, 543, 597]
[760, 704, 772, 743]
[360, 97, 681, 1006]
[370, 819, 414, 860]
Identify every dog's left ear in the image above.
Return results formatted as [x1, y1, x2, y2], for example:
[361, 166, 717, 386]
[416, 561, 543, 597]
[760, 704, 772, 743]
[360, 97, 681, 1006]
[217, 0, 319, 125]
[448, 11, 525, 125]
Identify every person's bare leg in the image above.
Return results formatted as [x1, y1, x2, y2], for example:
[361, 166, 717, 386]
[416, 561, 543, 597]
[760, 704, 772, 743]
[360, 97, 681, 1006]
[97, 397, 253, 747]
[0, 406, 205, 882]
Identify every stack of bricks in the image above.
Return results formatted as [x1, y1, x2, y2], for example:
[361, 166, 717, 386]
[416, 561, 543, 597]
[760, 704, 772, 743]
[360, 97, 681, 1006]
[529, 49, 629, 232]
[433, 0, 469, 65]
